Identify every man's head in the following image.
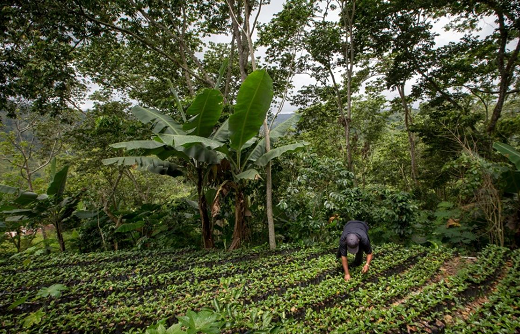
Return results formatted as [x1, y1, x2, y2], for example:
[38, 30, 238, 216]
[346, 233, 359, 254]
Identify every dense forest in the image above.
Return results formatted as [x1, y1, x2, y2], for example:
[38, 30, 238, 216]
[2, 0, 519, 254]
[1, 0, 520, 332]
[1, 0, 519, 251]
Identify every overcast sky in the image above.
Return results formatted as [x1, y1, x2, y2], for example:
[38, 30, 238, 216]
[83, 1, 497, 113]
[215, 1, 497, 114]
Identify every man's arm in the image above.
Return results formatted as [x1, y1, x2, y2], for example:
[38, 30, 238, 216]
[362, 253, 373, 274]
[341, 256, 351, 281]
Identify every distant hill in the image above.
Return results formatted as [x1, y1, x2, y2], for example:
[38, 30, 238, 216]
[271, 113, 294, 128]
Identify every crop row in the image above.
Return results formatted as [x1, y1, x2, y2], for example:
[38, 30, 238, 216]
[225, 246, 427, 331]
[1, 246, 331, 310]
[2, 247, 335, 316]
[1, 244, 400, 333]
[0, 245, 310, 293]
[444, 248, 520, 334]
[329, 245, 509, 333]
[281, 247, 455, 333]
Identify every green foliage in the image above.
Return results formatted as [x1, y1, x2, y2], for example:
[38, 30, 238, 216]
[494, 142, 520, 193]
[77, 202, 199, 252]
[2, 244, 518, 333]
[229, 69, 273, 152]
[431, 201, 478, 246]
[36, 284, 68, 298]
[274, 152, 420, 244]
[183, 89, 223, 137]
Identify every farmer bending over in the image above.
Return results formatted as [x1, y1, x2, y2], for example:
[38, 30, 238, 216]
[337, 220, 373, 281]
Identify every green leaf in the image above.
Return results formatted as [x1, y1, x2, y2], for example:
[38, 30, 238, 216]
[23, 309, 44, 328]
[183, 89, 223, 137]
[168, 80, 187, 123]
[37, 284, 67, 298]
[5, 215, 28, 222]
[270, 113, 301, 142]
[182, 144, 222, 165]
[158, 134, 224, 150]
[102, 157, 183, 177]
[110, 140, 166, 150]
[50, 157, 57, 180]
[0, 184, 20, 195]
[47, 165, 69, 197]
[255, 142, 307, 167]
[211, 119, 230, 142]
[494, 142, 520, 170]
[229, 69, 273, 151]
[235, 169, 261, 181]
[178, 310, 221, 334]
[8, 294, 30, 311]
[74, 210, 98, 219]
[215, 58, 229, 89]
[115, 221, 145, 233]
[131, 106, 185, 135]
[14, 192, 39, 205]
[1, 209, 33, 214]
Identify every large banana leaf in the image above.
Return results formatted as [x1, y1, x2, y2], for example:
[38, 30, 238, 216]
[183, 89, 223, 137]
[110, 140, 166, 150]
[47, 165, 69, 197]
[270, 113, 301, 142]
[229, 69, 273, 151]
[235, 169, 261, 181]
[14, 192, 39, 205]
[494, 142, 520, 170]
[182, 144, 222, 165]
[0, 185, 20, 195]
[212, 119, 230, 143]
[131, 106, 185, 135]
[102, 157, 183, 177]
[158, 134, 224, 150]
[255, 142, 307, 167]
[246, 114, 301, 163]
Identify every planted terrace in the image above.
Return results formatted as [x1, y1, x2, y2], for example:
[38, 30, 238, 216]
[1, 244, 518, 333]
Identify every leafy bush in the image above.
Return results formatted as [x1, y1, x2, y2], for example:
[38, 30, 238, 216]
[273, 154, 419, 244]
[78, 201, 200, 252]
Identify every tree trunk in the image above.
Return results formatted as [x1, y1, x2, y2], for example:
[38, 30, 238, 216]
[229, 189, 246, 250]
[486, 12, 520, 134]
[55, 222, 66, 252]
[179, 4, 195, 96]
[197, 167, 214, 248]
[229, 0, 248, 81]
[397, 83, 418, 186]
[341, 0, 356, 173]
[40, 225, 51, 254]
[265, 123, 276, 250]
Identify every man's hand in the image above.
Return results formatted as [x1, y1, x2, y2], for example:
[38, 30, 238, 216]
[344, 274, 351, 281]
[362, 264, 369, 273]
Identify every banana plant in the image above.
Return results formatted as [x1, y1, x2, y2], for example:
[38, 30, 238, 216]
[0, 159, 82, 252]
[103, 87, 225, 248]
[104, 69, 306, 250]
[493, 142, 520, 193]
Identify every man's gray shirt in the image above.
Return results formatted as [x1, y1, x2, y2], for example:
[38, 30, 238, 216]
[338, 220, 372, 257]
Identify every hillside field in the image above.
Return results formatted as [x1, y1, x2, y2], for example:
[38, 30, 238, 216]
[1, 244, 519, 333]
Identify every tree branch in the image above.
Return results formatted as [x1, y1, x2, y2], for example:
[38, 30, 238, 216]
[74, 4, 212, 87]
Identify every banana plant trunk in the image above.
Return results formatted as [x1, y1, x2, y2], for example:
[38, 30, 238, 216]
[229, 188, 246, 250]
[55, 221, 66, 252]
[197, 167, 214, 249]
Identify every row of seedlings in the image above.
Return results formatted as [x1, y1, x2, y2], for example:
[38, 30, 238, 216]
[282, 247, 455, 333]
[331, 245, 508, 333]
